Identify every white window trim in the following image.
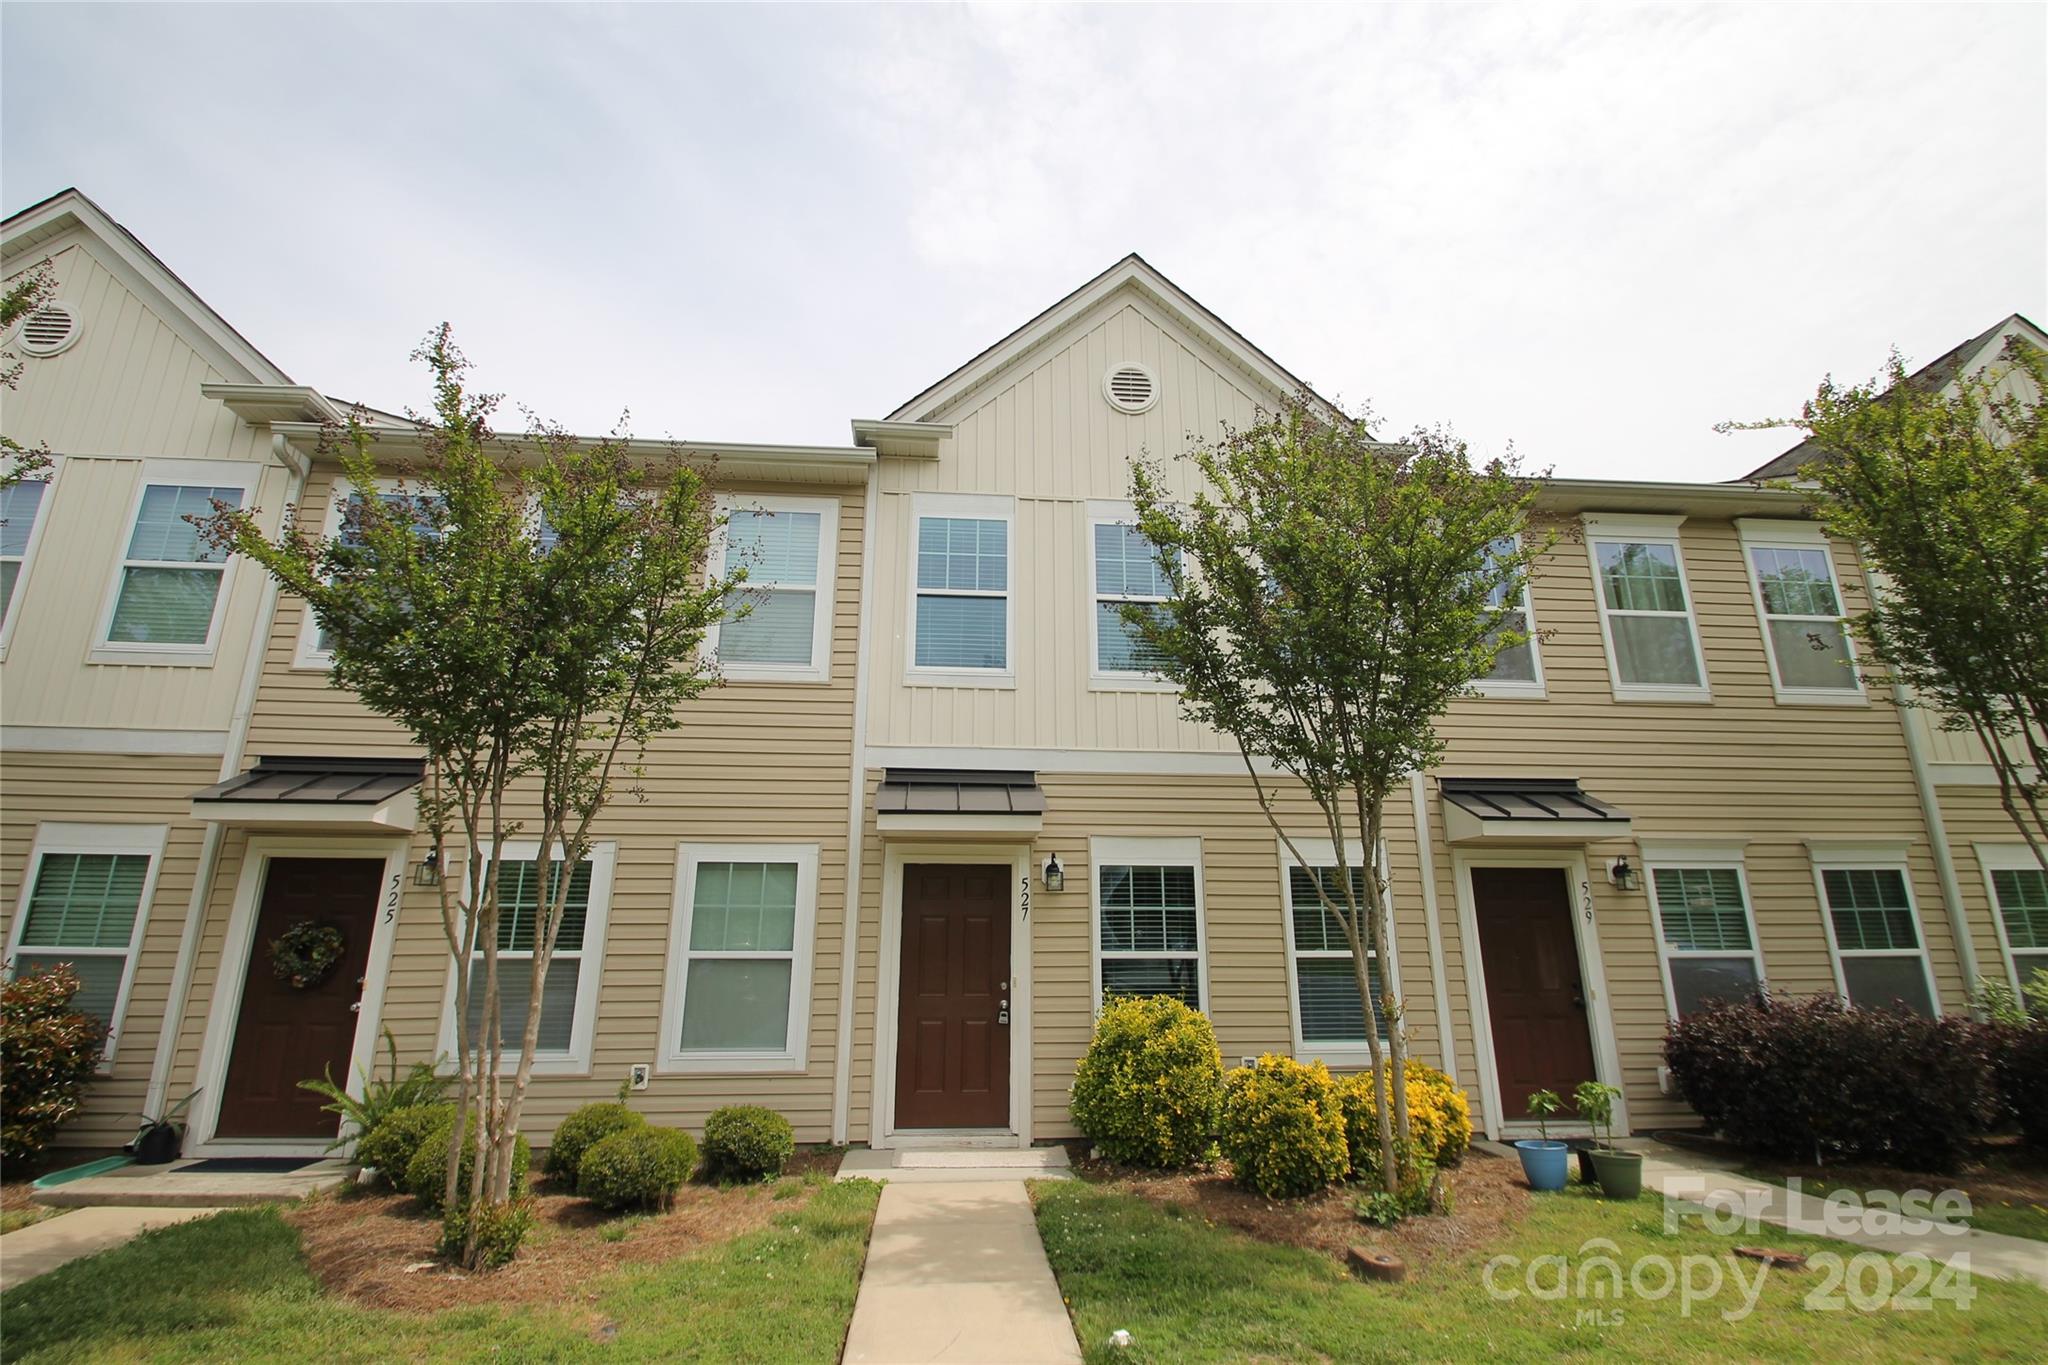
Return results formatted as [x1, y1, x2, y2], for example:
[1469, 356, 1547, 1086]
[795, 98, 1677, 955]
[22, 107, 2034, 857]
[706, 493, 840, 684]
[1088, 836, 1209, 1013]
[1473, 531, 1547, 699]
[1807, 843, 1940, 1014]
[1638, 840, 1767, 1022]
[4, 821, 169, 1073]
[1085, 500, 1176, 693]
[1975, 843, 2048, 999]
[1277, 836, 1397, 1067]
[291, 475, 413, 671]
[0, 456, 59, 661]
[659, 841, 819, 1074]
[435, 840, 616, 1076]
[905, 491, 1016, 688]
[91, 458, 254, 665]
[1582, 512, 1711, 704]
[1734, 519, 1865, 706]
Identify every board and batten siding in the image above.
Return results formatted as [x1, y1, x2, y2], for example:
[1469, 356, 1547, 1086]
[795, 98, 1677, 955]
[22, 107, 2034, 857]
[161, 469, 870, 1144]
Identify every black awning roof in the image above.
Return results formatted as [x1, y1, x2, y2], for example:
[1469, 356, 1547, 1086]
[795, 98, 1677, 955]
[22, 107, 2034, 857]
[1439, 777, 1629, 825]
[194, 756, 426, 805]
[876, 768, 1047, 817]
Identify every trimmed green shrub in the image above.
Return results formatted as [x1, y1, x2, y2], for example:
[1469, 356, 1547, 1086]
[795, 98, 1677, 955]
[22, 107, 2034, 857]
[577, 1125, 698, 1211]
[1336, 1062, 1472, 1182]
[357, 1103, 453, 1184]
[438, 1194, 535, 1267]
[545, 1101, 646, 1179]
[1, 966, 107, 1166]
[1219, 1054, 1348, 1198]
[1069, 995, 1225, 1169]
[1664, 992, 1999, 1170]
[701, 1105, 795, 1181]
[403, 1113, 531, 1213]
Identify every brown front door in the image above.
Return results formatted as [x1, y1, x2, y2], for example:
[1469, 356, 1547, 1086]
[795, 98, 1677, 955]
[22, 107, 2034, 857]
[895, 863, 1011, 1129]
[216, 857, 383, 1139]
[1473, 867, 1599, 1114]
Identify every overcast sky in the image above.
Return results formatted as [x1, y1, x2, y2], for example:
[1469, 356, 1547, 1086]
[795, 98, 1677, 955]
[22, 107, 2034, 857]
[5, 3, 2043, 480]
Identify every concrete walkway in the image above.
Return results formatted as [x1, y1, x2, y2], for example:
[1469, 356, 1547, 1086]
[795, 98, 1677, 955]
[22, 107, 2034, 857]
[843, 1177, 1081, 1364]
[0, 1206, 229, 1291]
[32, 1158, 350, 1208]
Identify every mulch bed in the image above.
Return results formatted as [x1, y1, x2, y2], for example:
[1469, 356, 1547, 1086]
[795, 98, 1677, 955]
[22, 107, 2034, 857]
[1067, 1143, 1529, 1271]
[286, 1147, 843, 1313]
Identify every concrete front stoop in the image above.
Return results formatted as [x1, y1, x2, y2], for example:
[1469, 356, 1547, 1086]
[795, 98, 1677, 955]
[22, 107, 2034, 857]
[32, 1158, 351, 1209]
[836, 1145, 1073, 1185]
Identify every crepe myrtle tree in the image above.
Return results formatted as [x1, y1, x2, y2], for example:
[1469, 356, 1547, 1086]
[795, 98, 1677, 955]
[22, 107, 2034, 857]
[201, 326, 738, 1266]
[1726, 338, 2048, 869]
[1124, 396, 1545, 1192]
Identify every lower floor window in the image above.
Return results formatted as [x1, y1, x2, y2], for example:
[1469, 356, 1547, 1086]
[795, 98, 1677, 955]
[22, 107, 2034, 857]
[1990, 863, 2048, 991]
[1288, 863, 1385, 1044]
[465, 858, 593, 1054]
[1095, 856, 1202, 1010]
[1821, 866, 1934, 1016]
[8, 839, 160, 1049]
[664, 844, 818, 1069]
[1651, 865, 1763, 1017]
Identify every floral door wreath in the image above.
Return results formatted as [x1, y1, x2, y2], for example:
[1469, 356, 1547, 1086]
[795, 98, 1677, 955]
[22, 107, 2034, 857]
[270, 919, 347, 989]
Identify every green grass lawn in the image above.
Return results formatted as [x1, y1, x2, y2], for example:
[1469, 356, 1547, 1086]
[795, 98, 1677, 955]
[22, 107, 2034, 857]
[1033, 1179, 2048, 1364]
[1, 1179, 882, 1363]
[1735, 1166, 2048, 1245]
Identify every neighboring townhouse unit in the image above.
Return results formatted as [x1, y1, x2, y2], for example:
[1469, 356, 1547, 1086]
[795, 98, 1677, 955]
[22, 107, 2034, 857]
[4, 193, 2040, 1159]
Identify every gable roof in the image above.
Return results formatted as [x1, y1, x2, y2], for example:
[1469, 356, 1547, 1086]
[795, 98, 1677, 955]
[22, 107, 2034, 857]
[3, 186, 294, 386]
[1742, 312, 2046, 481]
[884, 252, 1333, 424]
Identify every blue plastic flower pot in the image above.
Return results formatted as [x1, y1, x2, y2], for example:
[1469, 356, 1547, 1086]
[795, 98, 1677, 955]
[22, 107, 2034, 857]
[1515, 1139, 1569, 1191]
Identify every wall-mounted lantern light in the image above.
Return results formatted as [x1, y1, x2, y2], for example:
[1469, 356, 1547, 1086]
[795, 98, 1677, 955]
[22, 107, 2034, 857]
[1606, 855, 1640, 893]
[413, 848, 441, 888]
[1043, 853, 1065, 893]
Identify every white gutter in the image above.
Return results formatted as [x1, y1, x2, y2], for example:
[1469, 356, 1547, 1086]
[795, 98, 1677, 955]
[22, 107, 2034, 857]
[143, 433, 309, 1117]
[1410, 772, 1458, 1087]
[829, 466, 882, 1145]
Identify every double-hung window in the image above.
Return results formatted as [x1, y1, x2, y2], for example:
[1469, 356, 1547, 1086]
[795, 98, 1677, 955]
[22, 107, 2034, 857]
[1584, 514, 1708, 702]
[97, 460, 254, 658]
[1978, 844, 2048, 1000]
[295, 478, 445, 667]
[1735, 520, 1862, 701]
[1088, 503, 1174, 685]
[909, 494, 1013, 682]
[1091, 837, 1205, 1010]
[662, 844, 818, 1072]
[710, 495, 838, 682]
[5, 823, 167, 1065]
[1475, 534, 1544, 697]
[1641, 843, 1765, 1019]
[443, 842, 615, 1074]
[0, 472, 51, 652]
[1812, 847, 1936, 1016]
[1281, 840, 1388, 1061]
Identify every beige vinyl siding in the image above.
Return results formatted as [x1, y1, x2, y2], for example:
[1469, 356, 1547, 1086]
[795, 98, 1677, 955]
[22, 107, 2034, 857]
[0, 751, 220, 1146]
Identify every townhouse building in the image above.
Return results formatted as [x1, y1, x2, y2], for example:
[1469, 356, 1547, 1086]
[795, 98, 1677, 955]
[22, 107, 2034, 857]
[4, 191, 2042, 1159]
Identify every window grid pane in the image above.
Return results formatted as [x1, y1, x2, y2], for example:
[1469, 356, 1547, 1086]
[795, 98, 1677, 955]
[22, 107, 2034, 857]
[1288, 865, 1368, 953]
[1653, 868, 1753, 952]
[1752, 546, 1842, 617]
[1598, 541, 1687, 612]
[1823, 868, 1920, 952]
[491, 860, 592, 954]
[125, 485, 242, 563]
[19, 853, 150, 949]
[1098, 864, 1198, 954]
[1093, 523, 1171, 599]
[689, 861, 799, 952]
[916, 517, 1007, 591]
[1, 479, 46, 557]
[1993, 868, 2048, 950]
[726, 509, 821, 586]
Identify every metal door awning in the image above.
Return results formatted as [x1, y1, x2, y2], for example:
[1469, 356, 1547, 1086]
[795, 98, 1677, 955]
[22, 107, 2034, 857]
[1440, 776, 1631, 845]
[191, 756, 425, 831]
[876, 768, 1046, 836]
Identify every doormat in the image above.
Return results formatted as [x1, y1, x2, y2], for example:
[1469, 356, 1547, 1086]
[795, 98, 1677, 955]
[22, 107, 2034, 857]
[177, 1157, 321, 1174]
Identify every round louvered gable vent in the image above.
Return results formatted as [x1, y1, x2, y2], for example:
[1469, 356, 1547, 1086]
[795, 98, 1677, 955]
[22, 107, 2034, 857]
[1103, 363, 1157, 415]
[15, 302, 80, 357]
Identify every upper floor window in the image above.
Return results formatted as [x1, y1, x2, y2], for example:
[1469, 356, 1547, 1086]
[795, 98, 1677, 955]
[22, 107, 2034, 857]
[1088, 504, 1175, 685]
[909, 494, 1013, 683]
[1584, 514, 1708, 702]
[1735, 520, 1862, 702]
[0, 474, 51, 652]
[98, 468, 249, 657]
[1092, 837, 1205, 1011]
[1813, 848, 1936, 1017]
[1475, 534, 1544, 697]
[295, 479, 444, 668]
[710, 495, 839, 683]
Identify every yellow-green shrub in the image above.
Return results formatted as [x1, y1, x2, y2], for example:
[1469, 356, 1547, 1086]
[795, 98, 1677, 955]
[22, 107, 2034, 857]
[1337, 1061, 1472, 1180]
[1070, 995, 1225, 1168]
[1219, 1054, 1348, 1198]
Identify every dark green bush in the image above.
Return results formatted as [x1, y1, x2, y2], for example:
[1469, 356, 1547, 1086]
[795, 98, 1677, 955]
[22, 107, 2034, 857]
[701, 1105, 795, 1181]
[403, 1113, 530, 1213]
[1, 967, 106, 1165]
[438, 1194, 535, 1267]
[545, 1101, 645, 1179]
[1069, 995, 1224, 1169]
[1987, 1018, 2048, 1149]
[577, 1126, 698, 1211]
[356, 1103, 453, 1185]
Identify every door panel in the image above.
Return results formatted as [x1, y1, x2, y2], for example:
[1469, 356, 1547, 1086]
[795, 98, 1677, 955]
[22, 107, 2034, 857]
[216, 857, 383, 1139]
[894, 863, 1011, 1129]
[1474, 867, 1600, 1114]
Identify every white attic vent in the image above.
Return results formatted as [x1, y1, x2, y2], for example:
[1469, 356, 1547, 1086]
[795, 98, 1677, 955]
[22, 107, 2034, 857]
[1103, 363, 1157, 415]
[15, 301, 80, 357]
